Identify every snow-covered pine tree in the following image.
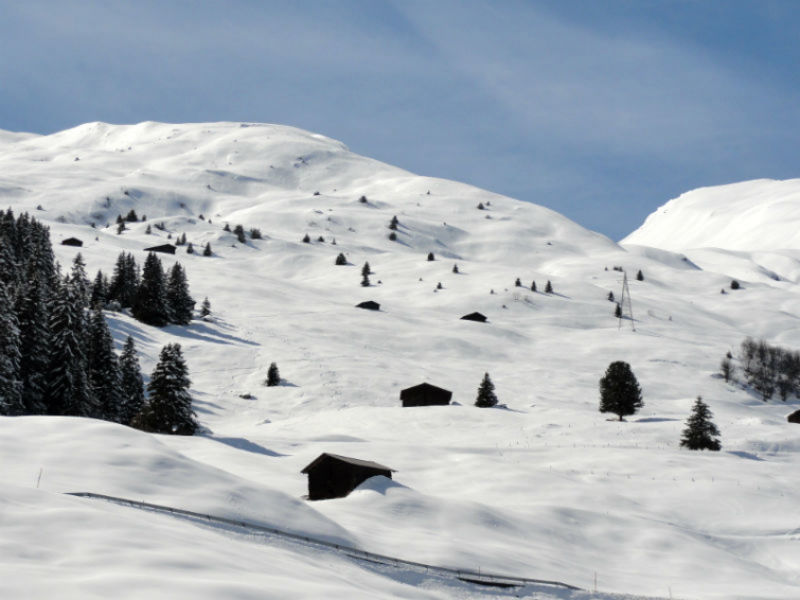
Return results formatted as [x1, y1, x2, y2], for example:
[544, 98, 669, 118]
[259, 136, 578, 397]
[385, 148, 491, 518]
[70, 253, 91, 311]
[266, 362, 280, 387]
[86, 306, 122, 421]
[599, 361, 643, 421]
[680, 396, 721, 451]
[475, 372, 498, 408]
[0, 281, 23, 415]
[14, 275, 49, 414]
[44, 278, 95, 416]
[166, 263, 195, 325]
[0, 237, 18, 291]
[132, 252, 170, 326]
[118, 336, 145, 426]
[134, 343, 197, 435]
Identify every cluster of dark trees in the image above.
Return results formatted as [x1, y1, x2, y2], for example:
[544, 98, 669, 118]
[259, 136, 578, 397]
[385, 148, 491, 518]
[598, 360, 720, 450]
[725, 338, 800, 402]
[0, 210, 197, 434]
[92, 251, 195, 327]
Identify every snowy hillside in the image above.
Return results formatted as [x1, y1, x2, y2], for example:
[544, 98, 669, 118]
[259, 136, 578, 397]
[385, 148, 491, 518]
[622, 179, 800, 284]
[1, 122, 799, 600]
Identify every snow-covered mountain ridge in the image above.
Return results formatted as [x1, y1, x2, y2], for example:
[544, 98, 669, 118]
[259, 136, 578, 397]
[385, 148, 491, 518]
[1, 122, 799, 600]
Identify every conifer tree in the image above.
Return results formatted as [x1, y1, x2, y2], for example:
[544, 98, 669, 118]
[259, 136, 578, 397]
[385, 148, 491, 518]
[44, 279, 94, 416]
[125, 209, 138, 222]
[90, 270, 108, 308]
[118, 336, 145, 425]
[361, 272, 370, 287]
[335, 253, 347, 265]
[145, 224, 152, 234]
[166, 263, 195, 325]
[134, 343, 197, 435]
[720, 356, 735, 383]
[427, 252, 435, 261]
[186, 242, 194, 254]
[0, 281, 23, 415]
[515, 277, 522, 287]
[362, 262, 371, 276]
[203, 242, 212, 256]
[70, 253, 91, 311]
[453, 264, 459, 274]
[200, 297, 211, 317]
[545, 280, 553, 293]
[599, 361, 642, 421]
[14, 276, 49, 414]
[680, 397, 721, 451]
[614, 302, 622, 318]
[223, 223, 231, 232]
[475, 372, 498, 408]
[0, 238, 17, 290]
[117, 221, 126, 234]
[389, 215, 399, 230]
[531, 281, 536, 292]
[86, 306, 122, 421]
[608, 291, 614, 302]
[302, 233, 311, 243]
[132, 253, 170, 326]
[109, 252, 139, 308]
[636, 270, 644, 281]
[233, 225, 246, 244]
[266, 362, 280, 387]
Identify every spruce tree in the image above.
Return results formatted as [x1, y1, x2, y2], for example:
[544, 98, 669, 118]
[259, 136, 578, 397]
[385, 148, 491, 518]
[531, 281, 536, 292]
[134, 343, 197, 435]
[599, 361, 642, 421]
[680, 397, 721, 451]
[389, 215, 399, 230]
[118, 336, 145, 426]
[0, 281, 23, 415]
[90, 270, 108, 308]
[70, 253, 91, 311]
[720, 356, 735, 383]
[302, 233, 310, 243]
[132, 252, 170, 326]
[86, 306, 122, 421]
[200, 297, 211, 317]
[266, 362, 280, 387]
[186, 242, 194, 254]
[203, 242, 212, 256]
[233, 224, 246, 244]
[362, 262, 371, 276]
[515, 277, 522, 287]
[44, 278, 94, 416]
[453, 264, 459, 274]
[614, 303, 622, 318]
[475, 372, 498, 408]
[427, 252, 435, 261]
[545, 280, 553, 293]
[335, 253, 347, 265]
[361, 273, 370, 287]
[636, 270, 644, 281]
[166, 262, 195, 325]
[125, 209, 138, 222]
[14, 275, 49, 414]
[109, 252, 139, 308]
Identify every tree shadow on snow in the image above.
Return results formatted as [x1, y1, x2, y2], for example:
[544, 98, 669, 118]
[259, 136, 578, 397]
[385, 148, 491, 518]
[207, 436, 286, 457]
[635, 417, 680, 423]
[727, 450, 765, 461]
[165, 322, 259, 346]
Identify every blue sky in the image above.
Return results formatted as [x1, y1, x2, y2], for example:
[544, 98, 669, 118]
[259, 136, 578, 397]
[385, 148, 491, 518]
[1, 1, 798, 240]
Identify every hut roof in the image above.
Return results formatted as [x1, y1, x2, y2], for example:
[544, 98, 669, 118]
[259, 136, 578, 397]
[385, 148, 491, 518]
[143, 244, 177, 254]
[400, 382, 451, 397]
[301, 452, 396, 474]
[461, 311, 487, 322]
[356, 300, 380, 310]
[61, 237, 83, 246]
[788, 409, 800, 424]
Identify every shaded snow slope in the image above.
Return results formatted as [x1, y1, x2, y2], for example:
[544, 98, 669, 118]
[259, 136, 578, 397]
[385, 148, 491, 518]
[1, 122, 799, 599]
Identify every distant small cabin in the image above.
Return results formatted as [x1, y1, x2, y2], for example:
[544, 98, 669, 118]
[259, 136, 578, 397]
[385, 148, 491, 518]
[400, 382, 452, 407]
[301, 453, 395, 501]
[143, 244, 177, 255]
[788, 409, 800, 424]
[460, 311, 487, 323]
[61, 237, 83, 247]
[356, 300, 380, 311]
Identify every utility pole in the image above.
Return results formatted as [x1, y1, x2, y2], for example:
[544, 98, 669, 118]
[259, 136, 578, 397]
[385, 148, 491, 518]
[619, 271, 635, 331]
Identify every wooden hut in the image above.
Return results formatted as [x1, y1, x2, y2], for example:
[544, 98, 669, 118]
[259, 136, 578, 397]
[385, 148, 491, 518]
[143, 244, 177, 255]
[61, 237, 83, 247]
[788, 409, 800, 424]
[356, 300, 380, 311]
[460, 311, 487, 322]
[301, 453, 395, 500]
[400, 382, 452, 407]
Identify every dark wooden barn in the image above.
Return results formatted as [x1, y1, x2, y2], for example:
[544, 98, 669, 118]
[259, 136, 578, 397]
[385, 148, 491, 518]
[143, 244, 177, 255]
[400, 382, 452, 407]
[301, 453, 395, 500]
[356, 300, 380, 311]
[788, 409, 800, 424]
[61, 237, 83, 247]
[460, 311, 487, 322]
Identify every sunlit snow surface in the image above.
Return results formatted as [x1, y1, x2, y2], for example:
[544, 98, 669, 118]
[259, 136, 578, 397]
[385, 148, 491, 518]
[1, 122, 798, 599]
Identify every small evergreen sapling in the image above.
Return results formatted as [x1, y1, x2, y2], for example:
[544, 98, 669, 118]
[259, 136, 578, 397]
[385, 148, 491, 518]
[335, 253, 347, 265]
[266, 362, 280, 387]
[362, 262, 371, 277]
[233, 225, 246, 244]
[453, 264, 459, 274]
[302, 233, 311, 243]
[389, 215, 399, 230]
[186, 242, 194, 254]
[599, 361, 642, 421]
[203, 242, 212, 256]
[636, 270, 644, 281]
[608, 291, 614, 302]
[200, 297, 211, 317]
[475, 372, 498, 408]
[427, 252, 435, 261]
[515, 278, 522, 287]
[614, 303, 622, 318]
[530, 281, 536, 292]
[361, 272, 370, 287]
[545, 280, 553, 294]
[680, 396, 721, 451]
